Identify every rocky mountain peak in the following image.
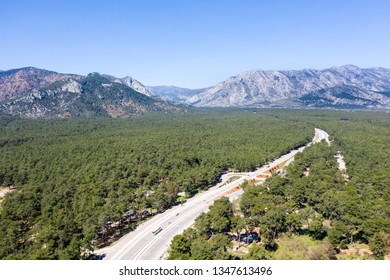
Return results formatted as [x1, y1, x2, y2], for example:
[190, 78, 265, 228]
[188, 65, 390, 109]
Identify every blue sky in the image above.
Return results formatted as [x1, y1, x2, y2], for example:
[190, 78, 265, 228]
[1, 0, 390, 88]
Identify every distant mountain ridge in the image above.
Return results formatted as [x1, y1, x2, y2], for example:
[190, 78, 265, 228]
[148, 85, 208, 103]
[2, 65, 390, 118]
[188, 65, 390, 109]
[0, 67, 182, 118]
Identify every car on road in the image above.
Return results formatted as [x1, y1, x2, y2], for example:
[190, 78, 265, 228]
[152, 227, 163, 235]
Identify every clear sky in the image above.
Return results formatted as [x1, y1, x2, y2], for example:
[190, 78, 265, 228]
[1, 0, 390, 88]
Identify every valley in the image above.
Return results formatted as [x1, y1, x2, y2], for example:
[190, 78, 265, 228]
[0, 109, 389, 260]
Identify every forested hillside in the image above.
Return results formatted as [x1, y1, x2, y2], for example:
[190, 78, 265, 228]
[0, 110, 312, 259]
[0, 71, 181, 118]
[168, 110, 390, 260]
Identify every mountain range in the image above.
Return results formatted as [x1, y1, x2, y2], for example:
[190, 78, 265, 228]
[1, 65, 390, 119]
[0, 67, 181, 118]
[187, 65, 390, 109]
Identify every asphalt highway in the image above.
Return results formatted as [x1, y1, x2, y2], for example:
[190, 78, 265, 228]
[97, 128, 329, 260]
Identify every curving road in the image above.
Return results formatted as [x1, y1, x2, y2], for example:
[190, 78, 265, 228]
[313, 128, 330, 146]
[96, 128, 329, 260]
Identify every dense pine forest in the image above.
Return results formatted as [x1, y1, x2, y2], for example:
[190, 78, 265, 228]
[0, 110, 312, 259]
[168, 110, 390, 260]
[1, 109, 389, 260]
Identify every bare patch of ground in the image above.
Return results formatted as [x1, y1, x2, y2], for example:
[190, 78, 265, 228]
[335, 151, 350, 181]
[0, 186, 15, 203]
[337, 243, 374, 260]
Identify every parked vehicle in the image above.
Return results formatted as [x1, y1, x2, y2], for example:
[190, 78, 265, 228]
[241, 233, 260, 244]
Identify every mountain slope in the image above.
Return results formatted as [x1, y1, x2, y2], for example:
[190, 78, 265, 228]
[103, 74, 156, 97]
[0, 67, 82, 102]
[189, 65, 390, 109]
[0, 68, 182, 118]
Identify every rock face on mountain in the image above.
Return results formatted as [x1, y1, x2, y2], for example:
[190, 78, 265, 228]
[0, 67, 82, 102]
[103, 75, 156, 97]
[0, 68, 181, 118]
[188, 65, 390, 109]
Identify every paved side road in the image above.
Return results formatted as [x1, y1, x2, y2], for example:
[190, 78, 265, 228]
[96, 128, 329, 260]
